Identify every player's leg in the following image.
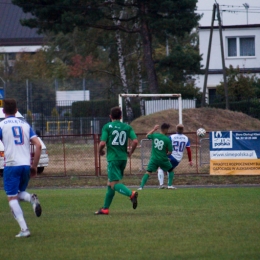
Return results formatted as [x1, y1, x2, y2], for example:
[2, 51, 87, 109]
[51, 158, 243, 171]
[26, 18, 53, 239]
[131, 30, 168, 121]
[138, 171, 150, 190]
[95, 161, 137, 214]
[19, 166, 42, 217]
[167, 159, 179, 189]
[108, 161, 132, 196]
[95, 183, 115, 215]
[95, 161, 117, 215]
[113, 161, 138, 209]
[157, 168, 165, 188]
[138, 160, 157, 190]
[4, 166, 30, 237]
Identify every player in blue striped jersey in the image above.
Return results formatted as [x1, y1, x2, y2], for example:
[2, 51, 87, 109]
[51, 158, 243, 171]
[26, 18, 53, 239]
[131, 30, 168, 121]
[0, 99, 42, 238]
[158, 124, 193, 189]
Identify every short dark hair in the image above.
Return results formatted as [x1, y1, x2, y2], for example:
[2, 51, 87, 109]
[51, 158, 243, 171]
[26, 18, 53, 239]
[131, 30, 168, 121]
[161, 123, 170, 130]
[110, 106, 122, 120]
[3, 99, 17, 115]
[176, 124, 184, 134]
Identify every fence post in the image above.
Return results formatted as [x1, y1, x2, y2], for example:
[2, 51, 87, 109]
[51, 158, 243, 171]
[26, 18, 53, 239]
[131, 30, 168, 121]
[62, 136, 67, 176]
[128, 139, 132, 175]
[94, 134, 100, 176]
[196, 133, 199, 174]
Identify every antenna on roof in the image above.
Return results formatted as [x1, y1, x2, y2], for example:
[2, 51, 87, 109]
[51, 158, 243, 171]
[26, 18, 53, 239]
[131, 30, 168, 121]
[243, 3, 249, 24]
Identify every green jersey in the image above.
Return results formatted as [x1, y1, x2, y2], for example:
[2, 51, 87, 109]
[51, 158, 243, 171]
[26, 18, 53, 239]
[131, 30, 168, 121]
[101, 120, 137, 161]
[147, 133, 172, 162]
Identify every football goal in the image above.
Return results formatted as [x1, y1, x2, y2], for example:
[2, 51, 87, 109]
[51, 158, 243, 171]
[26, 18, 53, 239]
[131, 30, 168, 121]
[118, 93, 182, 124]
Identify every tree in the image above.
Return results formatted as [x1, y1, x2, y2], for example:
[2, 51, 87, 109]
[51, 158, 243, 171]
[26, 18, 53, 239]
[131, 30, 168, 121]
[5, 51, 57, 114]
[216, 66, 259, 102]
[12, 0, 201, 94]
[156, 30, 202, 83]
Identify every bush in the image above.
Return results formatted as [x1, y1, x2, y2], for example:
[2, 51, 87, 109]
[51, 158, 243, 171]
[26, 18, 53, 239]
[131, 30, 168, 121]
[71, 99, 141, 120]
[210, 99, 260, 119]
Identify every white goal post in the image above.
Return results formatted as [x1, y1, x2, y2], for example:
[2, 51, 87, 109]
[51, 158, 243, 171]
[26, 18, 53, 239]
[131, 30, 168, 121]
[118, 93, 182, 124]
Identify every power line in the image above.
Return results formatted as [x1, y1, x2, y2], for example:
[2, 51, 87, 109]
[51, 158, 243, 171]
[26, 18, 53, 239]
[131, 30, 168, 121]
[220, 4, 260, 8]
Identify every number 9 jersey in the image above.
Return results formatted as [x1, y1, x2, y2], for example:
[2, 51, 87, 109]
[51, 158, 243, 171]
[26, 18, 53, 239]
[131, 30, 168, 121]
[100, 120, 137, 161]
[169, 133, 190, 162]
[0, 116, 37, 166]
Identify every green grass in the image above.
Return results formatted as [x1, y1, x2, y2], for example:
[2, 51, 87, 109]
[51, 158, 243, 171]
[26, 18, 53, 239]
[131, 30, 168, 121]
[0, 187, 259, 260]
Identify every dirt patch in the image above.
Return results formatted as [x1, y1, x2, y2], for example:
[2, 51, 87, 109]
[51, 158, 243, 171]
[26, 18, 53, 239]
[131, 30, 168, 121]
[131, 107, 260, 133]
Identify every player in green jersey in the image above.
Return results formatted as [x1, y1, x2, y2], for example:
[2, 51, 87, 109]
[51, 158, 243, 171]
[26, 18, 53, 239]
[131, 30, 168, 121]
[95, 107, 139, 215]
[138, 123, 174, 190]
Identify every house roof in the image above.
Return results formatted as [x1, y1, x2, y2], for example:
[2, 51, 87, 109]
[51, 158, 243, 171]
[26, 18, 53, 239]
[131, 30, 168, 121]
[0, 0, 43, 46]
[199, 24, 260, 30]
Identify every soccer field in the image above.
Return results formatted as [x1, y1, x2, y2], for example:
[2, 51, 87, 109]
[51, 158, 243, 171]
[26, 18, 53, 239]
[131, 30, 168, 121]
[0, 187, 259, 260]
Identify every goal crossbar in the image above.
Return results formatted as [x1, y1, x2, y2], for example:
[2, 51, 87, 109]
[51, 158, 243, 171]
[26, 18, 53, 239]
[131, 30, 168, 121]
[118, 93, 182, 124]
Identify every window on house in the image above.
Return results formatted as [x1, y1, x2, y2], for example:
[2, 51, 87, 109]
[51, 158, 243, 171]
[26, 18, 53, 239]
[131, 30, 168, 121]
[228, 38, 237, 56]
[8, 53, 16, 60]
[208, 88, 217, 104]
[227, 37, 255, 57]
[240, 38, 255, 56]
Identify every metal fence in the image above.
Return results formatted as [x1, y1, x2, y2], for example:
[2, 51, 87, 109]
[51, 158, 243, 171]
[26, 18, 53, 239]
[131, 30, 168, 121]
[199, 138, 210, 166]
[145, 99, 196, 115]
[38, 132, 210, 178]
[33, 117, 109, 136]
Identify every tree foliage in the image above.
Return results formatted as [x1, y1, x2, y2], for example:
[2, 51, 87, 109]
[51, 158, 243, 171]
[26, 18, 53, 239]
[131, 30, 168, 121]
[12, 0, 201, 94]
[216, 66, 260, 102]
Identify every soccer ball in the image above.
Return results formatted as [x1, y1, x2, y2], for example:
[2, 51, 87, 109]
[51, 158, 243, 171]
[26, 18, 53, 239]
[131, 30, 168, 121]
[197, 128, 206, 138]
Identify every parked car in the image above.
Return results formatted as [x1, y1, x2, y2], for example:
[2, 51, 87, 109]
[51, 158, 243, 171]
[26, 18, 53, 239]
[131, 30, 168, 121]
[0, 109, 49, 176]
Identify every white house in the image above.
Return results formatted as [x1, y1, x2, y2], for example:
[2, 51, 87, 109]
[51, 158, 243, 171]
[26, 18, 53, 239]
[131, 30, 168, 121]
[0, 0, 44, 73]
[196, 24, 260, 103]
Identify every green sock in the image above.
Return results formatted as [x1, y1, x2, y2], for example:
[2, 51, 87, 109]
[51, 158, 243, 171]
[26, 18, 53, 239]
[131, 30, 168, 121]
[114, 183, 132, 197]
[168, 171, 174, 186]
[140, 173, 150, 188]
[103, 186, 115, 209]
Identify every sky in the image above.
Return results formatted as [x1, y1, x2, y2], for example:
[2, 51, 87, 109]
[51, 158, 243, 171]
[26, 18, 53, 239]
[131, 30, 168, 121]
[196, 0, 260, 26]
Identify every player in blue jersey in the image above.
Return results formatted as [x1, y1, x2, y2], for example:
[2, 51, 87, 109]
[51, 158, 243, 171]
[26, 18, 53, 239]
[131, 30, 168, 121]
[158, 124, 193, 189]
[0, 99, 42, 238]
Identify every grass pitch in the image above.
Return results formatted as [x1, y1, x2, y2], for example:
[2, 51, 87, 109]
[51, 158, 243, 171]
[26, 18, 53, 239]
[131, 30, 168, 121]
[0, 187, 259, 260]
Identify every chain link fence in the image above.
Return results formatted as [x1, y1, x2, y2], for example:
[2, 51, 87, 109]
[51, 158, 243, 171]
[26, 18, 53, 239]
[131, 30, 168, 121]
[38, 132, 210, 178]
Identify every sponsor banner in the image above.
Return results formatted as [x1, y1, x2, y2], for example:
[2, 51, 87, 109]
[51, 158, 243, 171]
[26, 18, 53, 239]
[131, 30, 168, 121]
[210, 150, 257, 159]
[210, 159, 260, 175]
[0, 89, 4, 99]
[210, 131, 260, 175]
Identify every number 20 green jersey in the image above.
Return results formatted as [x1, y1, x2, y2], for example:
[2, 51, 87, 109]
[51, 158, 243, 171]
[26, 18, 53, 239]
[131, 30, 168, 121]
[100, 120, 137, 161]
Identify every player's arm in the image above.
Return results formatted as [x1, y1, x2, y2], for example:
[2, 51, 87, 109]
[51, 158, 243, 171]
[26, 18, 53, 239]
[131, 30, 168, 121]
[146, 125, 159, 138]
[186, 141, 193, 166]
[99, 125, 108, 156]
[128, 128, 138, 157]
[128, 139, 138, 157]
[167, 138, 173, 155]
[99, 141, 106, 156]
[30, 136, 42, 177]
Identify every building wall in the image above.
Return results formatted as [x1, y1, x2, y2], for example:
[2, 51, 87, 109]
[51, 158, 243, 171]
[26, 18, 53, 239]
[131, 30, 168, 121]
[199, 26, 260, 70]
[196, 25, 260, 97]
[195, 73, 260, 90]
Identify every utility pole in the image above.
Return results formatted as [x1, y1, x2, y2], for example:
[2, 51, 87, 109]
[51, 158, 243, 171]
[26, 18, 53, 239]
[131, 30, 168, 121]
[201, 5, 216, 107]
[201, 3, 229, 109]
[243, 3, 249, 25]
[216, 3, 229, 109]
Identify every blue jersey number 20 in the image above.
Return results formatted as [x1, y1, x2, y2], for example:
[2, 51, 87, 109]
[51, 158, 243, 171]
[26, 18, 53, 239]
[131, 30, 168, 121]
[173, 141, 185, 152]
[12, 126, 24, 145]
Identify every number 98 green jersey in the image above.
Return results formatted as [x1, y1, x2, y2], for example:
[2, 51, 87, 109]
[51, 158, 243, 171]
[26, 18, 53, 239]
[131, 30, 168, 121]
[147, 133, 172, 162]
[100, 120, 137, 161]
